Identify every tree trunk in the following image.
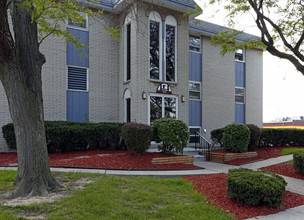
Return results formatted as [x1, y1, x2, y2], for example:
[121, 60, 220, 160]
[0, 0, 60, 197]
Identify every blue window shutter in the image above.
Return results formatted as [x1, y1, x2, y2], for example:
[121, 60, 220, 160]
[66, 28, 89, 68]
[67, 91, 89, 122]
[235, 104, 245, 124]
[189, 100, 202, 126]
[189, 52, 202, 82]
[235, 62, 245, 87]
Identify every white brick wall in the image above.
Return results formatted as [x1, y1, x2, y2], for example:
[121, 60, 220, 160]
[89, 15, 120, 122]
[201, 38, 235, 140]
[245, 49, 263, 127]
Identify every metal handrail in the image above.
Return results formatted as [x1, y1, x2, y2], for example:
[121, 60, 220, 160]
[194, 131, 211, 161]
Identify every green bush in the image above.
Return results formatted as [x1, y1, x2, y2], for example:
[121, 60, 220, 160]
[293, 152, 304, 174]
[2, 121, 124, 152]
[152, 118, 189, 154]
[121, 122, 151, 154]
[210, 127, 225, 147]
[227, 168, 287, 207]
[259, 128, 304, 147]
[245, 124, 261, 151]
[222, 123, 250, 153]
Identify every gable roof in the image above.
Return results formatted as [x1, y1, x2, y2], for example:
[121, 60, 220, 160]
[189, 19, 260, 42]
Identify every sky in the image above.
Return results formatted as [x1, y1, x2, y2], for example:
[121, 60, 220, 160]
[194, 0, 304, 122]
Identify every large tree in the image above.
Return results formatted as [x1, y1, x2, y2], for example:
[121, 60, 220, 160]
[203, 0, 304, 75]
[0, 0, 104, 197]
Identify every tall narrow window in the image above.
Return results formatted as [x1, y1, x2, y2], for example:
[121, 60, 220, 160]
[126, 98, 131, 122]
[166, 25, 175, 81]
[165, 15, 177, 82]
[126, 24, 131, 81]
[124, 89, 131, 122]
[189, 36, 201, 52]
[150, 21, 160, 80]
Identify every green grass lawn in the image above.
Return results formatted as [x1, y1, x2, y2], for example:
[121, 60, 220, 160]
[281, 148, 304, 156]
[0, 171, 233, 220]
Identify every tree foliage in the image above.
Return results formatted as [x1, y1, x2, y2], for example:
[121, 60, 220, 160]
[206, 0, 304, 75]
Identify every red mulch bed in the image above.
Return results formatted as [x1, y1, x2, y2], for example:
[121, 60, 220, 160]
[183, 174, 304, 220]
[260, 163, 304, 180]
[217, 146, 304, 165]
[0, 150, 199, 170]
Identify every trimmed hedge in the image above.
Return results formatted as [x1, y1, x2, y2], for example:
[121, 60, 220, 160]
[152, 118, 189, 154]
[245, 124, 261, 151]
[210, 127, 225, 147]
[227, 168, 287, 207]
[121, 122, 151, 154]
[2, 121, 124, 152]
[223, 123, 250, 153]
[260, 128, 304, 147]
[293, 152, 304, 175]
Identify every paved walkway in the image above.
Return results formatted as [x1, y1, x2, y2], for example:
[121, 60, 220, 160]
[1, 149, 304, 219]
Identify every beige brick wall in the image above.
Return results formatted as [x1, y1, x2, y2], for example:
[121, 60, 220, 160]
[89, 16, 120, 122]
[245, 49, 263, 127]
[201, 38, 235, 140]
[118, 3, 189, 125]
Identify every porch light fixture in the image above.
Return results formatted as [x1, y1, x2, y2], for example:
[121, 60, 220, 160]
[181, 95, 185, 102]
[142, 92, 147, 100]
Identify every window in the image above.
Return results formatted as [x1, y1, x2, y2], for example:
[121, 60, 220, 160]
[189, 127, 201, 143]
[235, 87, 245, 104]
[189, 82, 201, 100]
[67, 66, 88, 91]
[189, 36, 201, 52]
[149, 12, 177, 82]
[235, 48, 244, 62]
[126, 24, 131, 81]
[149, 94, 177, 124]
[124, 89, 131, 122]
[67, 13, 88, 30]
[124, 13, 132, 82]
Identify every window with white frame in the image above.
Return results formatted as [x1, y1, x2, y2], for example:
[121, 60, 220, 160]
[189, 82, 201, 100]
[67, 66, 88, 91]
[149, 94, 177, 124]
[124, 13, 132, 82]
[189, 36, 201, 52]
[235, 87, 245, 104]
[149, 11, 177, 82]
[235, 48, 244, 62]
[124, 89, 131, 122]
[189, 127, 201, 143]
[67, 13, 88, 30]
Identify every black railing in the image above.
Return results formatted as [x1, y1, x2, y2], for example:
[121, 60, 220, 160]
[194, 132, 211, 161]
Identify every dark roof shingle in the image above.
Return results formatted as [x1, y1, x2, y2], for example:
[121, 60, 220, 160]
[189, 19, 260, 41]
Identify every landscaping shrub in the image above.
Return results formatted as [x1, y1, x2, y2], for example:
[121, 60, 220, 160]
[259, 128, 304, 147]
[121, 122, 152, 154]
[2, 121, 124, 152]
[222, 123, 250, 153]
[245, 124, 261, 151]
[293, 152, 304, 175]
[227, 168, 287, 207]
[152, 118, 189, 154]
[210, 127, 225, 147]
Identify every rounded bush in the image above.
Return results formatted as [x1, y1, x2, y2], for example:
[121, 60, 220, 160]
[210, 127, 225, 147]
[227, 168, 287, 207]
[223, 123, 250, 153]
[293, 152, 304, 174]
[121, 122, 152, 154]
[245, 124, 261, 151]
[152, 118, 189, 154]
